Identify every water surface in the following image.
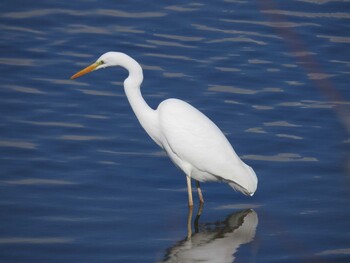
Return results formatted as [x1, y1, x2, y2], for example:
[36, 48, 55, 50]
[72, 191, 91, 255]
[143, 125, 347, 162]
[0, 1, 349, 262]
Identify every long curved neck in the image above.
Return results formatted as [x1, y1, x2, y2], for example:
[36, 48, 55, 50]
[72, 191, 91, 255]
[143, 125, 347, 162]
[121, 54, 162, 147]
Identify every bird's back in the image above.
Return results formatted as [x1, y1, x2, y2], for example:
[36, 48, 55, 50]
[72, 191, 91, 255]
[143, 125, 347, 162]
[157, 99, 257, 193]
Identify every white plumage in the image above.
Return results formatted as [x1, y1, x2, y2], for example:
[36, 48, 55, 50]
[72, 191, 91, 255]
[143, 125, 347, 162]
[71, 52, 258, 206]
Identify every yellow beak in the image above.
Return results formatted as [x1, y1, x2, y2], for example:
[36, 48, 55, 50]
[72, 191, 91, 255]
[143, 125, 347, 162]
[70, 62, 99, 80]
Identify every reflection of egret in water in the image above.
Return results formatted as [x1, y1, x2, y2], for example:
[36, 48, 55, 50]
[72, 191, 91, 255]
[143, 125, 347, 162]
[160, 208, 258, 263]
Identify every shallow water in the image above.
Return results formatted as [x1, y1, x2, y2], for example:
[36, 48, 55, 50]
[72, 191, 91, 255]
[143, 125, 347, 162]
[0, 1, 349, 262]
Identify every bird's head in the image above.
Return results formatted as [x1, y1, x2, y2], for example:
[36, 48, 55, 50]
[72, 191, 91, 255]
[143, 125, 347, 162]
[70, 52, 123, 80]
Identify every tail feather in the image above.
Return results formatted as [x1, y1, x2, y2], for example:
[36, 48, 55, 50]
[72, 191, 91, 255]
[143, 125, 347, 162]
[227, 163, 257, 196]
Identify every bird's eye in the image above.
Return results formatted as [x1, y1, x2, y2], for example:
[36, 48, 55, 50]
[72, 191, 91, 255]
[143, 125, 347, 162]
[99, 60, 105, 65]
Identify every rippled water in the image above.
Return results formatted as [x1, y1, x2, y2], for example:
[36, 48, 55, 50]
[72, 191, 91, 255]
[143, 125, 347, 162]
[1, 1, 349, 262]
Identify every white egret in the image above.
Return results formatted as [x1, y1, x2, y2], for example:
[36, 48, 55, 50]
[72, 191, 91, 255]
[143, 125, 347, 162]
[71, 52, 257, 206]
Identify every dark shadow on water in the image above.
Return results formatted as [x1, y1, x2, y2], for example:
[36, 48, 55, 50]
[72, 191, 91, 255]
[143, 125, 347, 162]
[159, 207, 258, 263]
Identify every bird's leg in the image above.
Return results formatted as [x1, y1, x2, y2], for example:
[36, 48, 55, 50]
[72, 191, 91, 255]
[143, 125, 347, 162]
[195, 180, 204, 204]
[186, 176, 193, 207]
[186, 205, 193, 240]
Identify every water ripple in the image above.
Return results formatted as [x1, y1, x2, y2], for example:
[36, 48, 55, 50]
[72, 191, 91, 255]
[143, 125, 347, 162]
[262, 9, 350, 19]
[0, 58, 36, 66]
[165, 3, 203, 12]
[276, 134, 303, 140]
[154, 33, 204, 42]
[221, 18, 320, 28]
[316, 248, 350, 256]
[2, 178, 76, 185]
[242, 153, 318, 162]
[0, 140, 37, 149]
[0, 237, 74, 244]
[264, 121, 302, 127]
[18, 121, 84, 128]
[4, 85, 45, 94]
[2, 8, 166, 19]
[209, 85, 283, 94]
[192, 23, 281, 39]
[317, 34, 350, 43]
[59, 135, 109, 141]
[207, 37, 267, 45]
[0, 1, 348, 261]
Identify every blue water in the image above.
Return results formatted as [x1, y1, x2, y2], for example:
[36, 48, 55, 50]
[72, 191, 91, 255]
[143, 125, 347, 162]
[1, 1, 349, 262]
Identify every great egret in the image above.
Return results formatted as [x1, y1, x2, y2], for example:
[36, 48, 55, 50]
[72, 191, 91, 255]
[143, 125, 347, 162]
[71, 52, 257, 206]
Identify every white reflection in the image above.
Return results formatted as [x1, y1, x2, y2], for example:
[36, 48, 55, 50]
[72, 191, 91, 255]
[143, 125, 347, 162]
[0, 58, 36, 66]
[4, 85, 45, 94]
[0, 237, 74, 244]
[63, 24, 110, 35]
[95, 9, 165, 18]
[154, 33, 204, 42]
[276, 134, 303, 140]
[222, 18, 319, 28]
[165, 4, 202, 12]
[251, 105, 274, 110]
[19, 120, 83, 128]
[36, 77, 88, 86]
[2, 178, 76, 185]
[278, 100, 350, 109]
[192, 24, 280, 40]
[316, 247, 350, 256]
[58, 51, 93, 58]
[307, 72, 336, 80]
[144, 53, 199, 62]
[0, 25, 45, 35]
[248, 59, 272, 64]
[317, 34, 350, 44]
[163, 72, 189, 78]
[285, 80, 304, 86]
[99, 149, 166, 157]
[215, 67, 241, 72]
[207, 37, 267, 45]
[215, 204, 262, 210]
[264, 121, 301, 127]
[208, 85, 283, 95]
[0, 140, 37, 149]
[242, 153, 318, 162]
[159, 209, 258, 263]
[147, 40, 195, 49]
[76, 88, 122, 97]
[297, 0, 343, 3]
[245, 127, 267, 134]
[59, 135, 108, 141]
[2, 8, 165, 19]
[261, 9, 350, 19]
